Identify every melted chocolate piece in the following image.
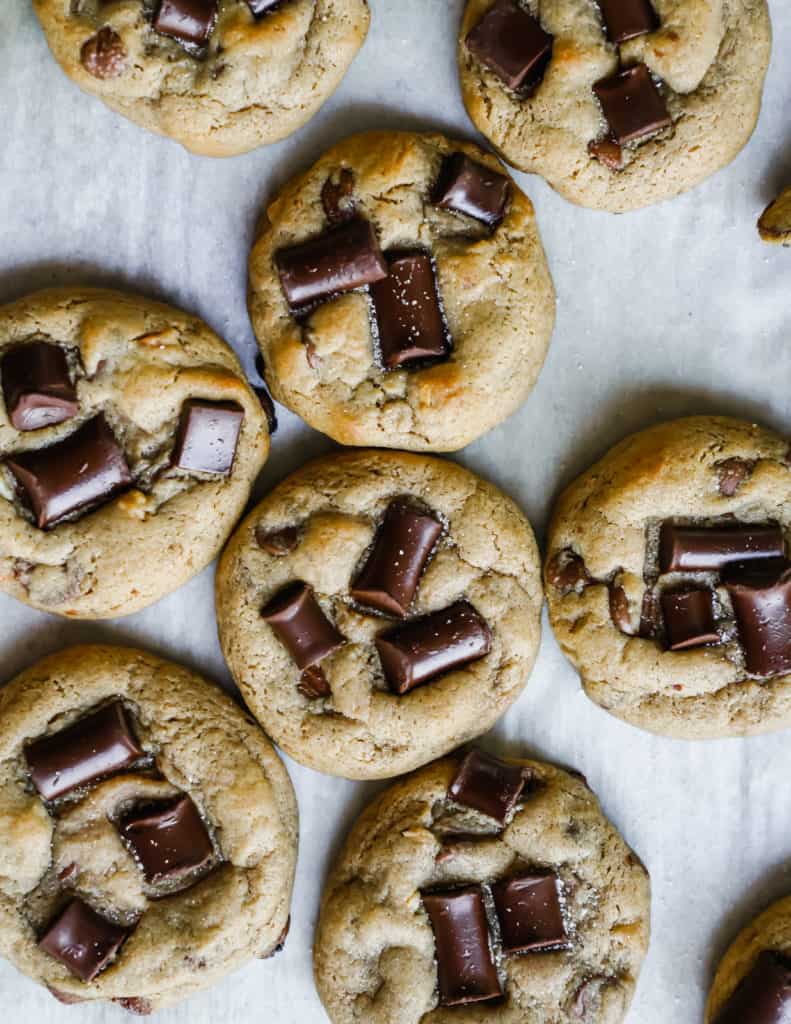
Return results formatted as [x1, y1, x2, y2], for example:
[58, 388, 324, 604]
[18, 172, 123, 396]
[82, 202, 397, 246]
[492, 872, 569, 954]
[256, 525, 299, 556]
[609, 584, 634, 635]
[713, 950, 791, 1024]
[659, 522, 785, 573]
[371, 252, 449, 369]
[465, 0, 553, 93]
[593, 64, 671, 145]
[81, 27, 127, 79]
[298, 665, 332, 700]
[448, 748, 528, 823]
[661, 589, 719, 650]
[432, 153, 511, 229]
[597, 0, 659, 44]
[351, 500, 442, 616]
[321, 168, 356, 224]
[120, 795, 213, 885]
[546, 549, 592, 593]
[39, 899, 130, 982]
[6, 414, 131, 529]
[717, 458, 755, 497]
[375, 601, 492, 695]
[262, 582, 344, 670]
[25, 701, 143, 801]
[588, 138, 624, 171]
[421, 887, 502, 1006]
[2, 342, 78, 431]
[254, 386, 278, 434]
[725, 563, 791, 677]
[153, 0, 217, 46]
[276, 219, 387, 312]
[171, 400, 244, 476]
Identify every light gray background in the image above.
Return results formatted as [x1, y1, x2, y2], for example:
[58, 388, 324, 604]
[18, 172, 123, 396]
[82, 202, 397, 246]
[1, 1, 790, 1020]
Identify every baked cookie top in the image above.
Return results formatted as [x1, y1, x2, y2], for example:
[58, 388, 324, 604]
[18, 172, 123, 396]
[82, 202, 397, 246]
[458, 0, 771, 212]
[0, 645, 297, 1013]
[0, 287, 268, 619]
[32, 0, 370, 156]
[216, 450, 543, 778]
[248, 131, 555, 452]
[545, 416, 791, 739]
[314, 751, 650, 1023]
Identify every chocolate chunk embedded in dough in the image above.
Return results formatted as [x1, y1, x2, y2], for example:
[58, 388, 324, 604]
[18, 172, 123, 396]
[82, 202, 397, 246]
[725, 563, 791, 677]
[2, 341, 78, 431]
[262, 582, 344, 670]
[119, 795, 214, 885]
[659, 522, 785, 573]
[593, 64, 671, 146]
[153, 0, 217, 46]
[80, 27, 127, 79]
[466, 0, 553, 93]
[171, 400, 244, 476]
[597, 0, 659, 44]
[421, 887, 502, 1006]
[39, 900, 130, 982]
[371, 252, 449, 369]
[432, 153, 510, 228]
[713, 950, 791, 1024]
[491, 872, 569, 954]
[448, 748, 528, 823]
[661, 589, 720, 650]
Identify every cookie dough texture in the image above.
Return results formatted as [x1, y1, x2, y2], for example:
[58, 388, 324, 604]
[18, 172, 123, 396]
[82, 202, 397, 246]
[33, 0, 369, 156]
[216, 450, 543, 778]
[248, 131, 556, 451]
[0, 288, 268, 619]
[315, 756, 650, 1023]
[0, 645, 298, 1012]
[758, 185, 791, 244]
[546, 416, 791, 739]
[459, 0, 771, 212]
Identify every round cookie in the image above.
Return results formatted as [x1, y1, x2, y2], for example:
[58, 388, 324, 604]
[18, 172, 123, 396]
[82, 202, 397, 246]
[0, 287, 268, 619]
[216, 449, 543, 778]
[0, 645, 297, 1013]
[545, 416, 791, 739]
[248, 130, 556, 451]
[458, 0, 771, 213]
[32, 0, 370, 157]
[314, 750, 650, 1023]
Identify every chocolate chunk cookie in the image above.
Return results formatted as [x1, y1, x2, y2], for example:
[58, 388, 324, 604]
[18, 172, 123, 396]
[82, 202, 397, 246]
[545, 416, 791, 739]
[216, 450, 543, 778]
[0, 288, 268, 618]
[248, 131, 556, 451]
[0, 645, 297, 1012]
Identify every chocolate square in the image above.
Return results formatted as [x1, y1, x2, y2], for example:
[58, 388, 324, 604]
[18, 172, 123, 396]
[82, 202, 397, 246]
[661, 589, 720, 650]
[153, 0, 217, 46]
[119, 795, 214, 885]
[422, 887, 502, 1006]
[39, 899, 130, 982]
[597, 0, 659, 44]
[371, 252, 449, 370]
[432, 153, 511, 229]
[491, 873, 569, 954]
[659, 522, 785, 573]
[466, 0, 553, 93]
[725, 563, 791, 677]
[171, 400, 244, 476]
[593, 63, 671, 145]
[2, 342, 78, 432]
[713, 950, 791, 1024]
[448, 748, 528, 823]
[262, 581, 344, 670]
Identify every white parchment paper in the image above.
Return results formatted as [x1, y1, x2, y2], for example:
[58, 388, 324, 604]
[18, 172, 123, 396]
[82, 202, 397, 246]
[1, 2, 791, 1020]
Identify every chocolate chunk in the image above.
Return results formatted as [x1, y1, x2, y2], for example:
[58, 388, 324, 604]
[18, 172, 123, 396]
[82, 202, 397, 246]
[6, 414, 131, 529]
[351, 500, 442, 617]
[659, 522, 785, 573]
[432, 153, 511, 229]
[593, 64, 671, 145]
[298, 665, 332, 700]
[609, 584, 634, 635]
[597, 0, 659, 44]
[375, 601, 492, 695]
[153, 0, 217, 46]
[2, 342, 78, 432]
[421, 887, 502, 1006]
[25, 701, 143, 801]
[448, 748, 528, 823]
[713, 950, 791, 1024]
[491, 872, 569, 954]
[114, 998, 153, 1015]
[465, 0, 553, 93]
[262, 582, 344, 670]
[171, 400, 244, 476]
[276, 219, 388, 312]
[246, 0, 282, 15]
[321, 168, 356, 224]
[81, 27, 127, 79]
[371, 252, 449, 370]
[546, 549, 592, 594]
[725, 563, 791, 677]
[717, 458, 755, 497]
[120, 795, 213, 885]
[39, 899, 130, 983]
[588, 138, 625, 171]
[256, 525, 299, 556]
[661, 589, 719, 650]
[254, 386, 278, 434]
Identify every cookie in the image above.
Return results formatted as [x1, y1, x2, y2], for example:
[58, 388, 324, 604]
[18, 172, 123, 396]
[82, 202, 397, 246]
[759, 185, 791, 245]
[545, 415, 791, 739]
[33, 0, 370, 156]
[314, 750, 650, 1023]
[216, 449, 543, 778]
[0, 645, 297, 1012]
[0, 287, 268, 619]
[458, 0, 772, 212]
[248, 131, 555, 451]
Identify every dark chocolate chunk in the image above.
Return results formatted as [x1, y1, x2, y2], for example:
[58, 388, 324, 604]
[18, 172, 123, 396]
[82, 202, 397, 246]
[246, 0, 283, 15]
[2, 342, 78, 432]
[588, 138, 625, 171]
[80, 27, 128, 79]
[546, 549, 592, 594]
[6, 414, 131, 529]
[597, 0, 659, 44]
[254, 386, 278, 434]
[432, 153, 511, 229]
[491, 872, 569, 954]
[38, 899, 130, 983]
[153, 0, 217, 46]
[661, 589, 719, 650]
[717, 457, 755, 497]
[375, 601, 492, 695]
[465, 0, 553, 93]
[256, 525, 299, 556]
[448, 748, 528, 823]
[713, 950, 791, 1024]
[421, 887, 502, 1006]
[593, 64, 671, 145]
[609, 583, 634, 635]
[276, 219, 388, 312]
[351, 500, 442, 616]
[371, 252, 449, 370]
[321, 168, 356, 224]
[298, 665, 332, 700]
[659, 522, 785, 573]
[725, 563, 791, 677]
[262, 582, 344, 670]
[171, 400, 244, 476]
[119, 795, 213, 885]
[25, 701, 143, 801]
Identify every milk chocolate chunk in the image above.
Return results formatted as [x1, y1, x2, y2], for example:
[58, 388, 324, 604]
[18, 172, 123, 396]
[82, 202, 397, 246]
[662, 589, 719, 650]
[39, 900, 130, 983]
[298, 665, 332, 700]
[120, 795, 213, 885]
[371, 252, 449, 369]
[659, 522, 785, 573]
[713, 950, 791, 1024]
[421, 888, 502, 1006]
[172, 400, 244, 476]
[492, 872, 569, 954]
[246, 0, 283, 16]
[25, 701, 143, 801]
[6, 414, 131, 529]
[432, 153, 511, 229]
[153, 0, 217, 46]
[375, 601, 492, 695]
[2, 342, 78, 431]
[351, 500, 442, 616]
[448, 748, 528, 823]
[593, 64, 671, 145]
[725, 563, 791, 677]
[321, 168, 356, 224]
[262, 582, 344, 669]
[597, 0, 659, 44]
[546, 549, 592, 593]
[81, 27, 127, 79]
[276, 219, 387, 312]
[466, 0, 553, 93]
